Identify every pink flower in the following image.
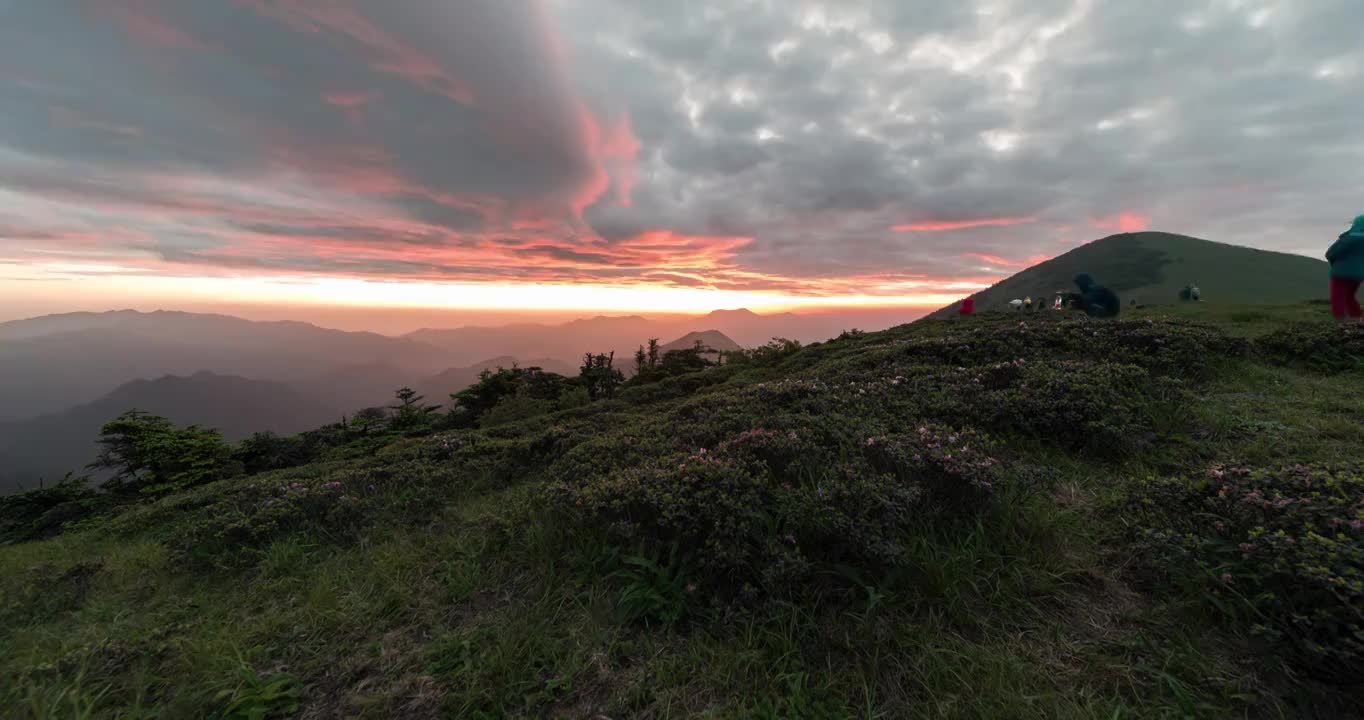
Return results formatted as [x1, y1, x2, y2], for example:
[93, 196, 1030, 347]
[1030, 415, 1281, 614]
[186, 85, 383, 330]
[1220, 572, 1233, 584]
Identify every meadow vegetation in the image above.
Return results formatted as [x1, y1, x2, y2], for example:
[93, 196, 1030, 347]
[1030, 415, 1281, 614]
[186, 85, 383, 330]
[1, 303, 1361, 718]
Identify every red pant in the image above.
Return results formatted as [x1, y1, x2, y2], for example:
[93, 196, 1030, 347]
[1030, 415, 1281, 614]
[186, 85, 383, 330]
[1331, 277, 1362, 319]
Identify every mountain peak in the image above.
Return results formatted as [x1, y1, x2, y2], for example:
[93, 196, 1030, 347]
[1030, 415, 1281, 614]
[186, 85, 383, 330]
[704, 308, 758, 318]
[936, 231, 1327, 316]
[660, 330, 743, 353]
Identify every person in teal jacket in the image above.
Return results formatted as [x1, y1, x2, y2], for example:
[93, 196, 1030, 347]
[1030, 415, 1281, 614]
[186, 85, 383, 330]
[1074, 273, 1121, 318]
[1326, 215, 1364, 320]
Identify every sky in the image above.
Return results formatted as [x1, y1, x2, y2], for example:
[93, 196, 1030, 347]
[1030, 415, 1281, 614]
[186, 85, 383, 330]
[1, 0, 1361, 324]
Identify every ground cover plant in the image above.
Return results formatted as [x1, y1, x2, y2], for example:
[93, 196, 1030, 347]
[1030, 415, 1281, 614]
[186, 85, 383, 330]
[1, 302, 1361, 718]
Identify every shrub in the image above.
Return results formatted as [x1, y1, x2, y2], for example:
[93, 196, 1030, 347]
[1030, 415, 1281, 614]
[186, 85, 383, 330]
[234, 432, 314, 475]
[160, 457, 474, 568]
[1127, 463, 1364, 678]
[1257, 323, 1364, 372]
[904, 360, 1184, 455]
[545, 422, 1002, 599]
[450, 366, 576, 427]
[891, 318, 1248, 378]
[482, 388, 552, 427]
[90, 411, 234, 496]
[0, 475, 105, 544]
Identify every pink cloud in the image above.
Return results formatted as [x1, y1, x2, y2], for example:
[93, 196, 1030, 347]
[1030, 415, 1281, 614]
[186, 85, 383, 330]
[1092, 212, 1149, 232]
[96, 2, 205, 50]
[240, 1, 475, 105]
[963, 253, 1053, 268]
[892, 217, 1038, 232]
[324, 91, 381, 109]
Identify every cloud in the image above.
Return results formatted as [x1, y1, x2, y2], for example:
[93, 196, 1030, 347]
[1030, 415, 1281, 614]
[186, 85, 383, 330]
[963, 252, 1053, 269]
[894, 218, 1038, 232]
[1, 0, 1361, 307]
[1093, 213, 1150, 233]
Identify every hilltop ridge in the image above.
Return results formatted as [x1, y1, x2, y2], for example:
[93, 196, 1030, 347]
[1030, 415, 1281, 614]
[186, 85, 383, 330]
[941, 231, 1327, 315]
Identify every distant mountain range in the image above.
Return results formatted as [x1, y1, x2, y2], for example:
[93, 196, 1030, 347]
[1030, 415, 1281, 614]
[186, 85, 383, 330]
[0, 310, 449, 422]
[0, 372, 342, 493]
[0, 308, 871, 493]
[400, 308, 820, 368]
[0, 308, 829, 422]
[937, 231, 1328, 315]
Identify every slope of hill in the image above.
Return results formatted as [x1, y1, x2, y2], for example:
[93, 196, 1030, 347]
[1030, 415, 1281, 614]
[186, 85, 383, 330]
[944, 231, 1327, 314]
[0, 372, 340, 493]
[3, 304, 1360, 716]
[0, 311, 449, 421]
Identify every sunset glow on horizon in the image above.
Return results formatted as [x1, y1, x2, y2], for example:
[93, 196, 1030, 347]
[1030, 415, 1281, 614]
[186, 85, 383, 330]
[0, 0, 1351, 326]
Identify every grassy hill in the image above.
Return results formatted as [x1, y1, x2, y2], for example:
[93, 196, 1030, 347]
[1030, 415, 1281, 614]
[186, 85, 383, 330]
[1, 304, 1361, 717]
[944, 232, 1328, 314]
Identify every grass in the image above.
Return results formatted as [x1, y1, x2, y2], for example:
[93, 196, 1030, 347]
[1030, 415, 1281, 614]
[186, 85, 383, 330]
[1, 303, 1360, 718]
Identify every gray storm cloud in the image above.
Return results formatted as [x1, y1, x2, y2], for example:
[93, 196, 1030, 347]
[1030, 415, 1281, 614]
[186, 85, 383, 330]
[0, 0, 1360, 288]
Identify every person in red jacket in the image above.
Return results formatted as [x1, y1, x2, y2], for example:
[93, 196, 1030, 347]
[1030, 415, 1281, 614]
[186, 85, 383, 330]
[1326, 214, 1364, 321]
[959, 297, 975, 315]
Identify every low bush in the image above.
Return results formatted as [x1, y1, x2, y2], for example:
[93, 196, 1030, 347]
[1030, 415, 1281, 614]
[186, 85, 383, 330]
[160, 422, 600, 567]
[892, 318, 1248, 378]
[1256, 323, 1364, 372]
[905, 360, 1186, 455]
[160, 456, 484, 568]
[0, 476, 105, 544]
[1127, 463, 1364, 678]
[545, 422, 1002, 600]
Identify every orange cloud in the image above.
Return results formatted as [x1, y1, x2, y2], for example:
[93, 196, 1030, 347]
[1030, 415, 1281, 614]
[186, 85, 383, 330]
[892, 217, 1038, 232]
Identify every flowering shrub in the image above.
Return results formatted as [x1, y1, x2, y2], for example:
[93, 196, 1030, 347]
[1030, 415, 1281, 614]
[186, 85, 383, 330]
[1256, 323, 1364, 373]
[544, 422, 1003, 598]
[1127, 463, 1364, 676]
[904, 360, 1182, 454]
[892, 318, 1248, 378]
[96, 315, 1242, 579]
[161, 458, 477, 567]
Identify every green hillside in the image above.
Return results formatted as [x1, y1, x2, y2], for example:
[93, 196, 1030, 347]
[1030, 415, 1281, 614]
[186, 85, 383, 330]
[947, 232, 1328, 314]
[1, 304, 1361, 717]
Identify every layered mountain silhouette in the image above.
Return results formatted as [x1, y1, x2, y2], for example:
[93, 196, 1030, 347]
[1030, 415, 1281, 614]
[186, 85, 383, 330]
[0, 372, 342, 493]
[0, 307, 861, 492]
[0, 308, 848, 422]
[0, 311, 448, 422]
[401, 308, 843, 367]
